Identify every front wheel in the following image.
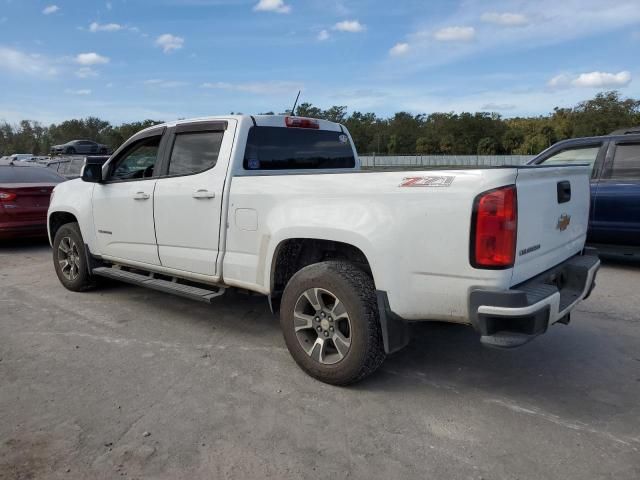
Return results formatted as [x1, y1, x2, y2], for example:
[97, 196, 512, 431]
[53, 222, 95, 292]
[66, 147, 76, 155]
[280, 261, 385, 385]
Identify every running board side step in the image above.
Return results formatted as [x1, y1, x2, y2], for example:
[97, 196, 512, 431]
[92, 267, 226, 303]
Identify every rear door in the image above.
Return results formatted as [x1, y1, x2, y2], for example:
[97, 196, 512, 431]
[511, 165, 592, 285]
[591, 142, 640, 246]
[153, 120, 235, 277]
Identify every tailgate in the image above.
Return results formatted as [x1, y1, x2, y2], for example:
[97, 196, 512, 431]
[511, 165, 591, 286]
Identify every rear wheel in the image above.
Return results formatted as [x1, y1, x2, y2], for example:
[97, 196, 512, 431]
[53, 222, 95, 292]
[280, 261, 385, 385]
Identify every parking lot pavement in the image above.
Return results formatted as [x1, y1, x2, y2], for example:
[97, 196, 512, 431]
[0, 242, 639, 480]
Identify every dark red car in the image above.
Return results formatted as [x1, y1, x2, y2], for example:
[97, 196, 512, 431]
[0, 164, 66, 240]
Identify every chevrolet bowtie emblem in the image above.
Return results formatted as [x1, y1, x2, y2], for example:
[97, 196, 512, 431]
[557, 213, 571, 231]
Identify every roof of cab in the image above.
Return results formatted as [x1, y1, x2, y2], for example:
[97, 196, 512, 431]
[137, 114, 343, 136]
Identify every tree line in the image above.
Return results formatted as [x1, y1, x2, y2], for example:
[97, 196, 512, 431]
[1, 91, 638, 157]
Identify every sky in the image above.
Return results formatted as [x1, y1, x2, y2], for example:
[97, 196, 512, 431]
[1, 0, 639, 125]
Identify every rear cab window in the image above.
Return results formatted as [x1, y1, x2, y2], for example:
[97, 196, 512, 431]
[243, 126, 355, 171]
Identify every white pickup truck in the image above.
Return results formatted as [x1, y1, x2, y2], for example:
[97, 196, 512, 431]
[48, 115, 600, 384]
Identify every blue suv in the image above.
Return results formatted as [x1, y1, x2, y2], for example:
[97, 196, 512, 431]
[529, 127, 640, 256]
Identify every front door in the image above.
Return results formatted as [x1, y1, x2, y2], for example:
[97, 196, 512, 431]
[153, 121, 234, 276]
[92, 130, 165, 265]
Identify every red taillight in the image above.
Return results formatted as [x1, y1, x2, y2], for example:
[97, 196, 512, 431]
[471, 185, 517, 269]
[285, 116, 320, 129]
[0, 191, 17, 202]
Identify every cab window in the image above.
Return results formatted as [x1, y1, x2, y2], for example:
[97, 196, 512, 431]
[167, 131, 223, 176]
[108, 136, 161, 181]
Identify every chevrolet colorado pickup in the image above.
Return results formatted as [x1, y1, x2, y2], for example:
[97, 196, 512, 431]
[48, 115, 600, 384]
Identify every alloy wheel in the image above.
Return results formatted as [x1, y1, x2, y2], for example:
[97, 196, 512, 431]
[293, 287, 352, 365]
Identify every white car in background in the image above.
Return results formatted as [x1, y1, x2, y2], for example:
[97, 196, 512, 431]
[7, 154, 36, 163]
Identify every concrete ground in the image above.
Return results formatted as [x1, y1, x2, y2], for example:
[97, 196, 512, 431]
[1, 241, 639, 480]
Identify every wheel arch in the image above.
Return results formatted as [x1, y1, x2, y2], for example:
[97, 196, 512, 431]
[268, 237, 374, 311]
[48, 211, 79, 245]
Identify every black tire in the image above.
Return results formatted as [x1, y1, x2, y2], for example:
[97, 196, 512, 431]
[52, 222, 95, 292]
[280, 261, 385, 385]
[66, 147, 76, 155]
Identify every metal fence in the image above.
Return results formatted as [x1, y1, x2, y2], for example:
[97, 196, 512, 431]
[359, 155, 535, 168]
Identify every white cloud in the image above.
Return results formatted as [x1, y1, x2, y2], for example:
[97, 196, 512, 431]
[65, 89, 91, 95]
[75, 52, 110, 65]
[0, 46, 57, 76]
[548, 71, 632, 89]
[317, 29, 330, 41]
[253, 0, 291, 14]
[333, 20, 365, 33]
[89, 22, 123, 32]
[547, 74, 571, 89]
[480, 12, 529, 26]
[201, 81, 302, 95]
[155, 34, 184, 53]
[42, 5, 59, 15]
[144, 79, 188, 88]
[76, 67, 98, 78]
[433, 26, 475, 42]
[573, 71, 632, 88]
[389, 42, 409, 56]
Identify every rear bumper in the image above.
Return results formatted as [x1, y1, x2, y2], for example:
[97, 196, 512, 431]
[469, 249, 600, 348]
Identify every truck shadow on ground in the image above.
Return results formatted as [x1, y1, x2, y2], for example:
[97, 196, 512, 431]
[5, 242, 633, 399]
[108, 282, 628, 400]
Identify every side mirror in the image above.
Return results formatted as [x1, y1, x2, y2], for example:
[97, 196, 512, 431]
[81, 156, 109, 183]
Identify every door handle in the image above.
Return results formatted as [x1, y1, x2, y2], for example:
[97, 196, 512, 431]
[557, 181, 571, 204]
[192, 189, 215, 199]
[133, 191, 150, 200]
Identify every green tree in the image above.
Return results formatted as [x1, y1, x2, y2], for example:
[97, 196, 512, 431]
[477, 137, 498, 155]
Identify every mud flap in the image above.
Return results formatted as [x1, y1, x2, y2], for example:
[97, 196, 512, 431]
[376, 291, 410, 354]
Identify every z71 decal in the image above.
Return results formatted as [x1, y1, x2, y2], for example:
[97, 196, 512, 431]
[399, 176, 455, 187]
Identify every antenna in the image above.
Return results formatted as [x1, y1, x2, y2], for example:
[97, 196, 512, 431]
[290, 90, 301, 116]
